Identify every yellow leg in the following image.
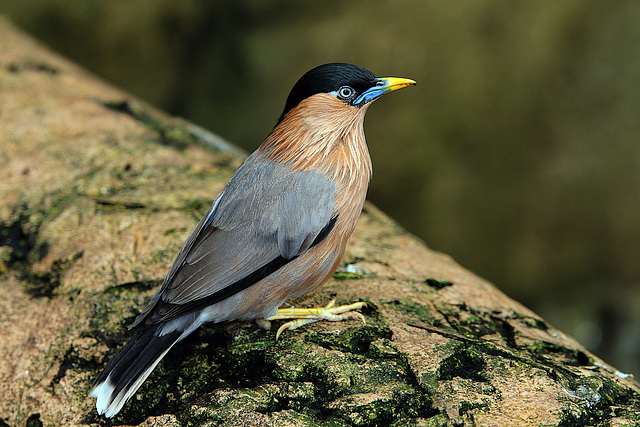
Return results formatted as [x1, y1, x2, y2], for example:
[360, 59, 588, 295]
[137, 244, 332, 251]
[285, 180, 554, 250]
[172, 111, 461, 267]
[257, 299, 367, 340]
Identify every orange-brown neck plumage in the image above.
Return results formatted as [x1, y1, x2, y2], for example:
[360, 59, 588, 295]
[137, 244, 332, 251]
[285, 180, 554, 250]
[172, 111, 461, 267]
[258, 93, 373, 187]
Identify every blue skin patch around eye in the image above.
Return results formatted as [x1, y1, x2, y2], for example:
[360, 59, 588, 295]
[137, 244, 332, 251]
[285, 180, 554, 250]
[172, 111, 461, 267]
[353, 83, 387, 106]
[328, 83, 385, 106]
[330, 79, 387, 106]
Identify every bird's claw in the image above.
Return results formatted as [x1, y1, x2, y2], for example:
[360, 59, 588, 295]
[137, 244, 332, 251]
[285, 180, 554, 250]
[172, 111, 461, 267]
[258, 299, 367, 340]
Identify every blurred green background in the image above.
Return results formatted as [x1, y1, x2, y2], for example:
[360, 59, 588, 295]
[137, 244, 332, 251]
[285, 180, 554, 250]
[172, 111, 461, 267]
[2, 1, 638, 375]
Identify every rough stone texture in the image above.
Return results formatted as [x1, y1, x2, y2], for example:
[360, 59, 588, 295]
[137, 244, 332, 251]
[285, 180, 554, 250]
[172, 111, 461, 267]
[0, 19, 638, 427]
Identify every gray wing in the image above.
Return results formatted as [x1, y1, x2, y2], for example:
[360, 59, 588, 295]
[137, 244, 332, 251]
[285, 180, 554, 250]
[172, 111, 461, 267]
[131, 153, 336, 328]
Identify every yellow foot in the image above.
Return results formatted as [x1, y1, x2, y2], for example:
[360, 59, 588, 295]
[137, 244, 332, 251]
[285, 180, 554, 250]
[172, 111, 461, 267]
[257, 299, 367, 340]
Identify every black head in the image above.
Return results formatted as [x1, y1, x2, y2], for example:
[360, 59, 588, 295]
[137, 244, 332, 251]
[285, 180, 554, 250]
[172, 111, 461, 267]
[276, 63, 379, 125]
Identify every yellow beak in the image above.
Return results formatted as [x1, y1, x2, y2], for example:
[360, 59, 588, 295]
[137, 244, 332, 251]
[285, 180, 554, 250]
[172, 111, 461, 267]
[378, 77, 417, 92]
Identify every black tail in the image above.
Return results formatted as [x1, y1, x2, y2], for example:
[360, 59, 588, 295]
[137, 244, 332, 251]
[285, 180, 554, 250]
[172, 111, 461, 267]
[89, 325, 183, 417]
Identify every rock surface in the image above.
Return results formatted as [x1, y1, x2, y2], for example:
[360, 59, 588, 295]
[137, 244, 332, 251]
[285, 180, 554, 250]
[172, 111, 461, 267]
[0, 19, 638, 427]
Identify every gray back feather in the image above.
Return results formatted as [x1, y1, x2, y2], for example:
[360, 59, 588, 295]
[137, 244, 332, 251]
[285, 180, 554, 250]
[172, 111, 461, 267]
[213, 153, 336, 258]
[132, 152, 337, 321]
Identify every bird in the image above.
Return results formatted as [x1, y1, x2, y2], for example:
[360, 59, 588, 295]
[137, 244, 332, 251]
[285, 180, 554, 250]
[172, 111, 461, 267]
[89, 62, 415, 417]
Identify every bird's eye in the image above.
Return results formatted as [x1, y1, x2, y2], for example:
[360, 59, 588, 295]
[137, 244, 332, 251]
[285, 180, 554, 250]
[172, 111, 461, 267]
[337, 86, 355, 100]
[375, 80, 386, 87]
